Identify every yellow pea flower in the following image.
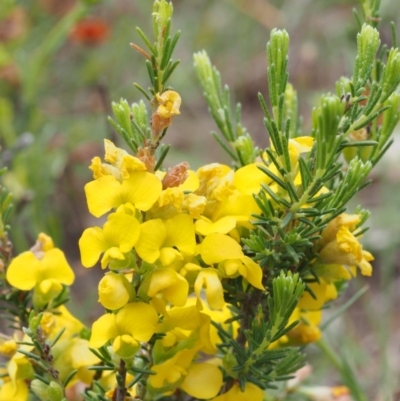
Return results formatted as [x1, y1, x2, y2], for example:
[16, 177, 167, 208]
[6, 234, 74, 306]
[211, 382, 264, 401]
[155, 90, 181, 119]
[135, 214, 196, 265]
[234, 163, 272, 195]
[284, 308, 322, 345]
[180, 362, 223, 399]
[140, 267, 189, 307]
[194, 216, 237, 236]
[200, 233, 265, 290]
[79, 208, 140, 269]
[98, 272, 135, 310]
[89, 302, 158, 357]
[84, 171, 162, 217]
[0, 379, 29, 401]
[318, 226, 373, 276]
[53, 338, 100, 387]
[194, 268, 224, 310]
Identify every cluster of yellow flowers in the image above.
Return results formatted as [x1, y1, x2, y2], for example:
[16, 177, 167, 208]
[75, 131, 372, 398]
[1, 235, 99, 401]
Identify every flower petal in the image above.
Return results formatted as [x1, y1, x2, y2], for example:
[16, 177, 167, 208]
[181, 363, 222, 399]
[194, 269, 225, 309]
[135, 219, 166, 263]
[201, 233, 243, 265]
[85, 176, 122, 217]
[79, 226, 107, 268]
[103, 212, 140, 252]
[6, 252, 40, 290]
[164, 214, 196, 255]
[121, 172, 162, 211]
[89, 313, 119, 348]
[116, 302, 158, 342]
[234, 163, 272, 195]
[39, 249, 75, 285]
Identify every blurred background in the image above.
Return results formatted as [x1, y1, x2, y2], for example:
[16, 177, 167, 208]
[0, 0, 399, 398]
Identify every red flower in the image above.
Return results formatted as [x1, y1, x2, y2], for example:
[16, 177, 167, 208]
[70, 18, 109, 45]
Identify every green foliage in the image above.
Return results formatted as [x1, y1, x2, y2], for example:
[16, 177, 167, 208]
[194, 51, 257, 166]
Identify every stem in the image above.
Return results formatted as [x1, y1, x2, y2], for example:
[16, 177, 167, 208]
[116, 359, 127, 401]
[315, 338, 343, 372]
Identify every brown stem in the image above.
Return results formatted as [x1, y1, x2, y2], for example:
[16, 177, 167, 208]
[115, 359, 127, 401]
[236, 290, 263, 347]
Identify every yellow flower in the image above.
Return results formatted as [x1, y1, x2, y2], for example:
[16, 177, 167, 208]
[79, 208, 140, 269]
[40, 305, 85, 339]
[84, 171, 162, 217]
[150, 347, 223, 399]
[89, 302, 158, 357]
[53, 338, 100, 387]
[285, 308, 322, 345]
[0, 339, 17, 358]
[288, 137, 314, 163]
[319, 226, 373, 276]
[297, 280, 337, 310]
[234, 163, 272, 195]
[200, 233, 265, 290]
[155, 90, 181, 119]
[98, 272, 134, 310]
[6, 234, 74, 305]
[211, 382, 264, 401]
[180, 362, 223, 399]
[194, 216, 236, 236]
[139, 267, 188, 307]
[135, 214, 196, 265]
[194, 268, 224, 309]
[156, 303, 216, 354]
[0, 380, 29, 401]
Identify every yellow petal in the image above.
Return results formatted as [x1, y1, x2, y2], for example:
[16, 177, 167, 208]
[201, 233, 243, 265]
[194, 269, 225, 309]
[164, 214, 196, 255]
[116, 302, 158, 342]
[6, 251, 40, 290]
[79, 226, 108, 268]
[103, 212, 140, 252]
[85, 175, 122, 217]
[112, 335, 139, 358]
[239, 256, 265, 290]
[0, 380, 29, 401]
[89, 313, 119, 348]
[98, 273, 132, 310]
[135, 219, 166, 263]
[195, 216, 236, 236]
[179, 170, 199, 191]
[234, 163, 272, 195]
[181, 363, 222, 399]
[38, 249, 75, 286]
[147, 269, 188, 307]
[298, 281, 327, 310]
[212, 382, 264, 401]
[121, 172, 162, 211]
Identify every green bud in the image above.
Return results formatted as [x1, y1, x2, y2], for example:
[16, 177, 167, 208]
[353, 24, 381, 94]
[335, 76, 352, 99]
[152, 0, 173, 40]
[232, 134, 256, 165]
[31, 380, 64, 401]
[267, 29, 290, 109]
[313, 94, 345, 146]
[379, 48, 400, 103]
[283, 83, 298, 138]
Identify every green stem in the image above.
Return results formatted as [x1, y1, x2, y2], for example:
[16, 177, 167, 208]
[315, 338, 343, 372]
